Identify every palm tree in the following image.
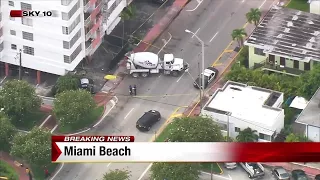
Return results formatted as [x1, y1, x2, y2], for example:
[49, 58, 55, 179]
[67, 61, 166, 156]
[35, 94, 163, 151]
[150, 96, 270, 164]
[231, 28, 247, 47]
[246, 8, 261, 26]
[236, 127, 259, 142]
[119, 4, 137, 47]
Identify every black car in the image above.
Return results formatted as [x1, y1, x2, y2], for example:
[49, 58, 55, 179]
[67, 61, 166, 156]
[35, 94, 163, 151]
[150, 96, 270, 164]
[292, 169, 308, 180]
[136, 110, 161, 131]
[315, 174, 320, 180]
[272, 166, 290, 180]
[193, 67, 218, 89]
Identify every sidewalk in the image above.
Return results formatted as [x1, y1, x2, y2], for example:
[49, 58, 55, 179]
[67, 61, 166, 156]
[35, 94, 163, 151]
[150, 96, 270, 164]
[263, 162, 320, 177]
[0, 151, 29, 180]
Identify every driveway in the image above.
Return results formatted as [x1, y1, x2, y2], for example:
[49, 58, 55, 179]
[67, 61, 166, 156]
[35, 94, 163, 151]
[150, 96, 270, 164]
[51, 0, 275, 179]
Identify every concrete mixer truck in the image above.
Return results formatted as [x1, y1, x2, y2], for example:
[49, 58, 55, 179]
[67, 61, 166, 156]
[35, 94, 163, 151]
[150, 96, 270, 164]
[125, 51, 189, 77]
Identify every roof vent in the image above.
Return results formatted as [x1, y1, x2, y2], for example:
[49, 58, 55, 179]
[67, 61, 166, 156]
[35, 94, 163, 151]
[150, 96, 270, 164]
[310, 37, 316, 43]
[296, 11, 302, 15]
[292, 43, 297, 46]
[277, 34, 283, 38]
[230, 87, 242, 91]
[284, 28, 290, 33]
[292, 15, 299, 20]
[273, 40, 278, 44]
[308, 20, 314, 24]
[302, 50, 307, 54]
[313, 31, 320, 36]
[306, 42, 313, 48]
[287, 21, 293, 27]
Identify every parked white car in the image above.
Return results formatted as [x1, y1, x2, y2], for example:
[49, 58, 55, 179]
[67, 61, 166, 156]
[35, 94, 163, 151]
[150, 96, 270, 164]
[224, 162, 237, 169]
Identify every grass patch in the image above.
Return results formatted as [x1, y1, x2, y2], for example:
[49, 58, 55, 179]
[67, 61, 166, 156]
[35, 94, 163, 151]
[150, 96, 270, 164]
[286, 0, 309, 12]
[58, 106, 104, 133]
[200, 163, 222, 174]
[13, 110, 47, 130]
[0, 160, 19, 180]
[31, 163, 58, 180]
[155, 121, 223, 174]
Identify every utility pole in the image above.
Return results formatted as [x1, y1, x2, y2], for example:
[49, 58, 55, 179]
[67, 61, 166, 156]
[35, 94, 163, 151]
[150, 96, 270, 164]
[227, 113, 230, 141]
[18, 49, 22, 80]
[210, 163, 213, 180]
[198, 62, 202, 109]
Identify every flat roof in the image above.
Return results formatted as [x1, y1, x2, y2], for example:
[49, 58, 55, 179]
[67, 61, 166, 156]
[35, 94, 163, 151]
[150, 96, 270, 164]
[296, 88, 320, 127]
[245, 5, 320, 62]
[204, 81, 283, 126]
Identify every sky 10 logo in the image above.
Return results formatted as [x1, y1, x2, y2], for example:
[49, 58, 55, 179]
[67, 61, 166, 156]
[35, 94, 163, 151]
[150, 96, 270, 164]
[10, 10, 58, 17]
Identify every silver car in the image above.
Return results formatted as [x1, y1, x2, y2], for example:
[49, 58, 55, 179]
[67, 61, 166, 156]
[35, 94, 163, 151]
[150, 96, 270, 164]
[272, 166, 290, 180]
[224, 162, 237, 169]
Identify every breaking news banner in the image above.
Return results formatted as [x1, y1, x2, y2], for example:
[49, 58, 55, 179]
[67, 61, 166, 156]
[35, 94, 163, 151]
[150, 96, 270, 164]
[10, 10, 59, 18]
[51, 136, 320, 163]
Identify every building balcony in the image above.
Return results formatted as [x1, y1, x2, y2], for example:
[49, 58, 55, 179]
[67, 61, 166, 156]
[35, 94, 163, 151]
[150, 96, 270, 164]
[85, 40, 93, 56]
[84, 12, 91, 27]
[91, 16, 102, 33]
[254, 59, 304, 77]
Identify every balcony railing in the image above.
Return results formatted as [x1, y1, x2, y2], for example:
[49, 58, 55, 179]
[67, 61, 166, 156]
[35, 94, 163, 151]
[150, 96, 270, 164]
[85, 29, 93, 41]
[91, 3, 102, 20]
[84, 13, 91, 26]
[91, 16, 102, 33]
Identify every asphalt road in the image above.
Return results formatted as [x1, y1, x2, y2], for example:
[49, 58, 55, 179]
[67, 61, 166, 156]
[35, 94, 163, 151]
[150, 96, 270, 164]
[52, 0, 275, 179]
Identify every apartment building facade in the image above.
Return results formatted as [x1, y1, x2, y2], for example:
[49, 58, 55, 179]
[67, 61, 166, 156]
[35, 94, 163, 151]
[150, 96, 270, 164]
[0, 0, 129, 83]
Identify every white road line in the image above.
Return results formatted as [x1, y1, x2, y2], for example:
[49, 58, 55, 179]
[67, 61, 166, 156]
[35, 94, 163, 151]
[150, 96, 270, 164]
[200, 171, 231, 180]
[186, 0, 203, 12]
[259, 0, 267, 9]
[192, 28, 200, 38]
[50, 163, 64, 180]
[137, 163, 153, 180]
[50, 125, 58, 133]
[0, 76, 7, 84]
[107, 163, 111, 168]
[176, 72, 185, 82]
[124, 108, 134, 119]
[209, 32, 219, 42]
[39, 115, 52, 128]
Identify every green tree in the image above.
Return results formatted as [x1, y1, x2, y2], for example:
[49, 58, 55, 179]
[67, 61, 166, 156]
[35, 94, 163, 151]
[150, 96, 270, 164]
[120, 4, 137, 48]
[246, 8, 261, 26]
[53, 90, 96, 128]
[10, 127, 51, 166]
[0, 80, 41, 123]
[151, 163, 200, 180]
[285, 133, 309, 142]
[167, 116, 224, 142]
[298, 65, 320, 100]
[55, 75, 80, 94]
[236, 127, 259, 142]
[231, 28, 247, 47]
[102, 169, 131, 180]
[0, 112, 16, 151]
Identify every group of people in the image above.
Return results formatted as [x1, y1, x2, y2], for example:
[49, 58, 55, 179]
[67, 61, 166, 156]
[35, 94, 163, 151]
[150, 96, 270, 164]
[129, 85, 137, 96]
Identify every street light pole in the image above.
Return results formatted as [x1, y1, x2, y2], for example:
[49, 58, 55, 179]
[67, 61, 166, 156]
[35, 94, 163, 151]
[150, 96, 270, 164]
[18, 49, 22, 80]
[185, 29, 205, 111]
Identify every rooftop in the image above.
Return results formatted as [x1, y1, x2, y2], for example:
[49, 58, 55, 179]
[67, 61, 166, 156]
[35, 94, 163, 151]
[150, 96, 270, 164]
[295, 88, 320, 127]
[244, 5, 320, 62]
[204, 81, 283, 126]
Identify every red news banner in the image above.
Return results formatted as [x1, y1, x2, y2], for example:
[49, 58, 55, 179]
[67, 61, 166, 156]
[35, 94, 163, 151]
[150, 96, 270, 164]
[51, 136, 320, 163]
[10, 10, 56, 17]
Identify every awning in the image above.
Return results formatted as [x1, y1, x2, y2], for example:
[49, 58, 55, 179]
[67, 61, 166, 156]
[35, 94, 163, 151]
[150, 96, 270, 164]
[289, 96, 309, 110]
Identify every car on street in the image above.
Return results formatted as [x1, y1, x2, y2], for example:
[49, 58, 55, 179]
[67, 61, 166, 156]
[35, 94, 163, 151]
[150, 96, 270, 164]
[272, 166, 290, 180]
[240, 162, 265, 179]
[193, 67, 218, 89]
[291, 169, 308, 180]
[224, 162, 237, 170]
[315, 174, 320, 180]
[136, 110, 161, 131]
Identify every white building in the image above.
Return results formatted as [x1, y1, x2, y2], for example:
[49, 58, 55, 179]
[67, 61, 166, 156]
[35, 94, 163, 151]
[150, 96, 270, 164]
[295, 88, 320, 142]
[309, 0, 320, 14]
[0, 0, 130, 83]
[201, 81, 285, 142]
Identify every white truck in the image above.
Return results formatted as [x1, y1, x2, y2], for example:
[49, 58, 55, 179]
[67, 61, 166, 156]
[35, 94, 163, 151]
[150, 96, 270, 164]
[125, 52, 189, 77]
[240, 162, 265, 179]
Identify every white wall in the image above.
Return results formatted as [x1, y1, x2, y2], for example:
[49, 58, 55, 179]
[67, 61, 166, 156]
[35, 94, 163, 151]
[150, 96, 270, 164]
[310, 1, 320, 14]
[307, 125, 320, 142]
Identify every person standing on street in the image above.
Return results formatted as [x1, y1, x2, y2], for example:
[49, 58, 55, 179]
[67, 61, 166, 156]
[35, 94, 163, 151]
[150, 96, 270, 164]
[44, 166, 50, 178]
[133, 85, 137, 96]
[26, 167, 33, 180]
[129, 85, 132, 95]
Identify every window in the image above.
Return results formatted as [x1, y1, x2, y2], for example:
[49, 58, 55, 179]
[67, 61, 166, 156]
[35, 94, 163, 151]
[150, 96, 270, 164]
[11, 44, 17, 50]
[22, 31, 34, 41]
[217, 122, 227, 131]
[63, 30, 81, 49]
[10, 30, 16, 35]
[61, 0, 72, 6]
[23, 46, 34, 55]
[235, 127, 240, 132]
[259, 133, 271, 141]
[254, 48, 265, 56]
[21, 18, 33, 26]
[21, 2, 32, 10]
[62, 0, 80, 20]
[293, 60, 299, 69]
[62, 15, 80, 35]
[304, 62, 310, 71]
[280, 57, 285, 66]
[64, 44, 82, 63]
[9, 1, 14, 6]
